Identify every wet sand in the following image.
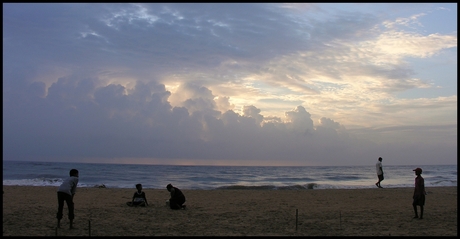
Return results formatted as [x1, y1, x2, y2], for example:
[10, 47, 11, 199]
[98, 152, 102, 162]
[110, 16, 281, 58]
[2, 186, 457, 236]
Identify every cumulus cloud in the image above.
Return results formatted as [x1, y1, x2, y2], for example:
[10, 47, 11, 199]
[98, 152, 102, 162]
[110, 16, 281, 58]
[3, 3, 457, 166]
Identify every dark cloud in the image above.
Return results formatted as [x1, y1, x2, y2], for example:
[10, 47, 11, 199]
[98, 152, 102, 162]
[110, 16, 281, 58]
[3, 3, 456, 166]
[3, 73, 371, 165]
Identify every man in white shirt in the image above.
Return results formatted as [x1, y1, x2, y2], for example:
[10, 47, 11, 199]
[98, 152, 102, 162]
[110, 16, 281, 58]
[57, 169, 79, 229]
[375, 157, 384, 188]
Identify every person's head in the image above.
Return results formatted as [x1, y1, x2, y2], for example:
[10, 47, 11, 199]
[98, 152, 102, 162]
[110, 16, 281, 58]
[413, 168, 422, 176]
[136, 183, 142, 191]
[70, 169, 79, 177]
[166, 184, 173, 191]
[378, 157, 382, 162]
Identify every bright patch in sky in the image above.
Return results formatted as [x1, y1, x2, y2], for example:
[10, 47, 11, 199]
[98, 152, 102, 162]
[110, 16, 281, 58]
[3, 3, 457, 166]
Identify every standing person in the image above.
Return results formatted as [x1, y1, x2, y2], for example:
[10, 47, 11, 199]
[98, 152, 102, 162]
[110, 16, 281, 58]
[412, 167, 426, 219]
[57, 169, 79, 229]
[166, 183, 186, 209]
[375, 157, 384, 188]
[127, 183, 149, 207]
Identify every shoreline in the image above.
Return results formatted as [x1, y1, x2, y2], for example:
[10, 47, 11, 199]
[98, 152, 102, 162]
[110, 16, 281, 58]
[3, 186, 457, 236]
[4, 184, 454, 190]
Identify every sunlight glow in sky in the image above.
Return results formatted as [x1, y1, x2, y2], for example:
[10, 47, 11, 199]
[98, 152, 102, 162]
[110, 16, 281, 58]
[3, 3, 457, 166]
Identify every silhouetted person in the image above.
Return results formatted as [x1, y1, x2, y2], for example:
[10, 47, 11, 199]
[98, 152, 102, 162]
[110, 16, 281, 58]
[127, 183, 148, 207]
[412, 167, 426, 219]
[166, 183, 186, 209]
[375, 157, 384, 188]
[57, 169, 79, 229]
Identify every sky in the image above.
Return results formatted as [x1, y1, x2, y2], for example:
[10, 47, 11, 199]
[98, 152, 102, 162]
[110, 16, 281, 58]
[3, 3, 457, 167]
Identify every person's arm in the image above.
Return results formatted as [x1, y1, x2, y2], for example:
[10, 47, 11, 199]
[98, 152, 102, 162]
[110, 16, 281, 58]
[71, 178, 78, 198]
[422, 178, 426, 195]
[143, 192, 148, 205]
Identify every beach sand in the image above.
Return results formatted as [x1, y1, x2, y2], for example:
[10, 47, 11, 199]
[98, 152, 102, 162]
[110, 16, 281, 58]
[2, 186, 457, 236]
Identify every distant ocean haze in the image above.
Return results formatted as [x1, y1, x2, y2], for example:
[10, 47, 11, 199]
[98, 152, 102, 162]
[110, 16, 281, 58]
[2, 161, 457, 190]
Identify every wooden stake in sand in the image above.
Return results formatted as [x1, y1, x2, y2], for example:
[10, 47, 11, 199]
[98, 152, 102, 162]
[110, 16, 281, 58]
[339, 211, 342, 230]
[296, 209, 298, 231]
[55, 227, 58, 236]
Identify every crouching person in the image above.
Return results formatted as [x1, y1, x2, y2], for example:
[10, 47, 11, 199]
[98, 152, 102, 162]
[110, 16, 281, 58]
[166, 183, 186, 209]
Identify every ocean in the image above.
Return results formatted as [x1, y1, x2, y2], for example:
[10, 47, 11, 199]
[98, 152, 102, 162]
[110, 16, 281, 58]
[2, 160, 457, 190]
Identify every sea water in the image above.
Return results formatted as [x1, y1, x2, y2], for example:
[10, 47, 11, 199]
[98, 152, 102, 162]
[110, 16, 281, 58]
[2, 160, 457, 190]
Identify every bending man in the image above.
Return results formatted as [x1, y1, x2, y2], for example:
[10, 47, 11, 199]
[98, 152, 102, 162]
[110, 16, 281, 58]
[166, 183, 186, 209]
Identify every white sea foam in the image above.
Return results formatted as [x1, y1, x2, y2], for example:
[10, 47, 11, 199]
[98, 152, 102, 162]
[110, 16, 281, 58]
[2, 161, 457, 190]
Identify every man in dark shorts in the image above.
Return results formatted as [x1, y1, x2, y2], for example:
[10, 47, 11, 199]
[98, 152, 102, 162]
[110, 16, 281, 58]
[412, 167, 426, 219]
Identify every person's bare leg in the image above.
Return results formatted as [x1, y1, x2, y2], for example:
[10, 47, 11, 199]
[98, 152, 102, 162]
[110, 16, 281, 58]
[69, 219, 74, 229]
[413, 205, 418, 218]
[419, 206, 424, 219]
[57, 219, 61, 228]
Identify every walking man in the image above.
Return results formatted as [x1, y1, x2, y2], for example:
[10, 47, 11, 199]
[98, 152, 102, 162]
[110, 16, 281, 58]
[375, 157, 384, 188]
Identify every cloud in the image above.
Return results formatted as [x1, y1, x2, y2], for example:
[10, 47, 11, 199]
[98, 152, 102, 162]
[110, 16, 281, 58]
[3, 3, 457, 166]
